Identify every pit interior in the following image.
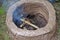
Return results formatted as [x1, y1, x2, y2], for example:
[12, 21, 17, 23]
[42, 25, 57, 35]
[13, 3, 49, 30]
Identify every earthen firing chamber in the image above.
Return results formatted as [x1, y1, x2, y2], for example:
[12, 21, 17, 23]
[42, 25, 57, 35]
[6, 0, 56, 40]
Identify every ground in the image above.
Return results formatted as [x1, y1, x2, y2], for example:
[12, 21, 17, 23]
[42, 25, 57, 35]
[0, 13, 10, 40]
[54, 2, 60, 40]
[0, 2, 60, 40]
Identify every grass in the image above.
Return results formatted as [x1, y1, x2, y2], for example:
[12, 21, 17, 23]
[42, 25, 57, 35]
[0, 14, 10, 40]
[0, 1, 60, 40]
[53, 2, 60, 40]
[0, 7, 5, 15]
